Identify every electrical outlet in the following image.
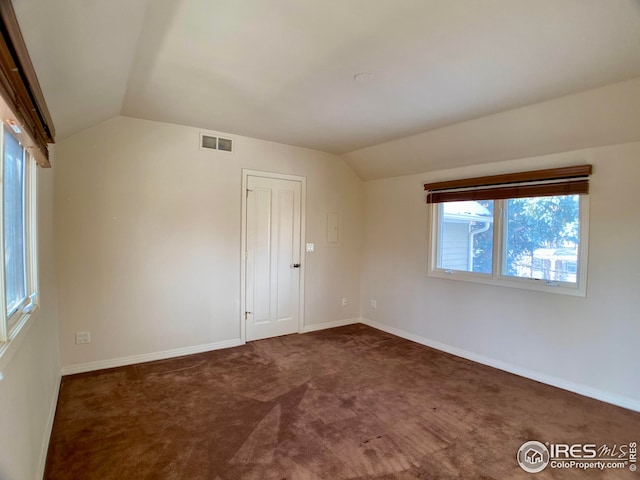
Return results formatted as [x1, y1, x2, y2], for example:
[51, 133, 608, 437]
[75, 331, 91, 344]
[370, 299, 377, 309]
[341, 297, 347, 307]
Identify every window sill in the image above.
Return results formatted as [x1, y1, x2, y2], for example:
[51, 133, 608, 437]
[0, 307, 38, 379]
[428, 268, 587, 297]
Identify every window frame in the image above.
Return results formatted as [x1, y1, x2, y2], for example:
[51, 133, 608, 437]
[0, 123, 39, 344]
[0, 0, 52, 373]
[428, 195, 589, 297]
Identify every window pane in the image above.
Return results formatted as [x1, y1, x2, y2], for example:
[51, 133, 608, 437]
[504, 195, 580, 283]
[437, 200, 494, 274]
[4, 129, 27, 315]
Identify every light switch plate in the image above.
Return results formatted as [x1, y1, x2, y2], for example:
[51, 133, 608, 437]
[306, 243, 314, 252]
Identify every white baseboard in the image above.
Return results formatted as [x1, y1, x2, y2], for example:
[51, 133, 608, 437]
[60, 338, 245, 376]
[301, 317, 361, 333]
[58, 318, 639, 412]
[61, 318, 361, 375]
[36, 371, 61, 480]
[361, 318, 640, 413]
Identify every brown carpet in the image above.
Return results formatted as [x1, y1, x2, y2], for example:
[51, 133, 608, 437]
[45, 324, 640, 479]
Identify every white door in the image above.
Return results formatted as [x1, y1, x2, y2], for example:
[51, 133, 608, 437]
[245, 175, 302, 341]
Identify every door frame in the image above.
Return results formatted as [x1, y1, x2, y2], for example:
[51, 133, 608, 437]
[240, 169, 307, 343]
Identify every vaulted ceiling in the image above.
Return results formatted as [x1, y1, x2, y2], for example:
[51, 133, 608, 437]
[13, 0, 640, 159]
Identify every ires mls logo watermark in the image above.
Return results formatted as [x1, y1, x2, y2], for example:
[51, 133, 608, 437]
[517, 440, 637, 473]
[517, 441, 550, 473]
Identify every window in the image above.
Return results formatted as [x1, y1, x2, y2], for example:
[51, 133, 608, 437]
[426, 166, 590, 296]
[0, 126, 38, 342]
[0, 0, 52, 366]
[5, 130, 28, 316]
[436, 200, 494, 274]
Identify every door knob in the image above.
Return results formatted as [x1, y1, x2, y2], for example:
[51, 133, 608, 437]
[291, 263, 301, 268]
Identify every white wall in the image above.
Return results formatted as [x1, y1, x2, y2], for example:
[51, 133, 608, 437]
[343, 78, 640, 180]
[360, 142, 640, 410]
[55, 116, 363, 370]
[0, 167, 60, 479]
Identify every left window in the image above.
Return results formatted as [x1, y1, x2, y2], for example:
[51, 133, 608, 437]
[0, 125, 38, 341]
[0, 0, 54, 365]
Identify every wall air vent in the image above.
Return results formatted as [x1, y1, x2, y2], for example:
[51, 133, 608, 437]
[200, 133, 234, 153]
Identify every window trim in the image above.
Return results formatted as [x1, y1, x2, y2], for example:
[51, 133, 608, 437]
[0, 3, 49, 374]
[5, 131, 28, 320]
[0, 123, 38, 345]
[428, 195, 589, 297]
